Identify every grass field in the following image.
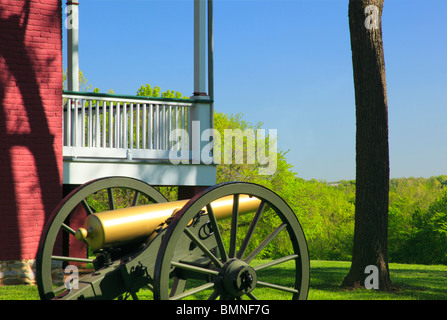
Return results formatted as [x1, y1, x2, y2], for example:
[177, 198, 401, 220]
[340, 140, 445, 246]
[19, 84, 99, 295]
[1, 260, 446, 300]
[309, 260, 447, 300]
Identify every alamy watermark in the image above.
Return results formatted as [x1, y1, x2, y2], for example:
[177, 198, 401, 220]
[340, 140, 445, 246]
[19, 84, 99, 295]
[64, 265, 79, 290]
[64, 5, 79, 30]
[169, 121, 278, 175]
[364, 265, 379, 289]
[364, 5, 379, 30]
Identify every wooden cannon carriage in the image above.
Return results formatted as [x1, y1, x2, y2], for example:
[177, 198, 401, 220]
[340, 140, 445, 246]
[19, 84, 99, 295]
[36, 177, 309, 300]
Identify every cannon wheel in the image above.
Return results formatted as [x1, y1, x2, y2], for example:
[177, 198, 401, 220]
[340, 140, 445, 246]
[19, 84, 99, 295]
[36, 177, 168, 300]
[153, 182, 310, 300]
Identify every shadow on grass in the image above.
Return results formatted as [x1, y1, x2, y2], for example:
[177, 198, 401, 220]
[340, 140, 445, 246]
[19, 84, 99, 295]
[309, 262, 447, 300]
[1, 261, 446, 300]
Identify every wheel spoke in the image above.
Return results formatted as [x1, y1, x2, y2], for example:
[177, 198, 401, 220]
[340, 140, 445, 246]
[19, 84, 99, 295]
[170, 282, 215, 300]
[153, 182, 310, 300]
[229, 194, 239, 258]
[131, 292, 139, 300]
[37, 177, 169, 300]
[170, 278, 186, 298]
[172, 261, 220, 277]
[206, 204, 228, 262]
[61, 223, 76, 236]
[237, 200, 266, 259]
[184, 228, 223, 268]
[81, 199, 94, 215]
[244, 223, 287, 264]
[246, 292, 258, 300]
[208, 290, 220, 300]
[51, 255, 93, 263]
[52, 283, 69, 295]
[256, 280, 298, 294]
[107, 188, 115, 210]
[132, 190, 140, 206]
[254, 254, 298, 271]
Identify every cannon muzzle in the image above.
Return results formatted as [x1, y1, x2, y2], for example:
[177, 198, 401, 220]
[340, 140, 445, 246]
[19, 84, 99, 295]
[75, 195, 261, 250]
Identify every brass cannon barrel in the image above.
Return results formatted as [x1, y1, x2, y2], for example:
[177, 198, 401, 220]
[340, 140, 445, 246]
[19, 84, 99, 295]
[75, 195, 261, 250]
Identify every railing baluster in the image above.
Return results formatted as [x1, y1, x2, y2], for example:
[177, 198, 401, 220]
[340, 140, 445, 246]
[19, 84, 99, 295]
[186, 106, 190, 151]
[175, 106, 180, 150]
[161, 104, 164, 149]
[74, 97, 80, 147]
[155, 104, 159, 149]
[129, 103, 134, 149]
[148, 104, 153, 149]
[168, 105, 172, 150]
[115, 102, 120, 148]
[95, 100, 100, 148]
[162, 105, 166, 150]
[81, 98, 85, 147]
[166, 105, 169, 150]
[123, 103, 128, 149]
[109, 101, 114, 148]
[181, 106, 185, 151]
[66, 99, 72, 147]
[88, 100, 93, 147]
[102, 100, 106, 148]
[142, 103, 147, 149]
[136, 103, 140, 149]
[161, 104, 164, 150]
[63, 92, 196, 163]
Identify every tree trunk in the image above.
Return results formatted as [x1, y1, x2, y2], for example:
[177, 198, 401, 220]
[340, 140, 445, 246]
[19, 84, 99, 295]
[342, 0, 393, 291]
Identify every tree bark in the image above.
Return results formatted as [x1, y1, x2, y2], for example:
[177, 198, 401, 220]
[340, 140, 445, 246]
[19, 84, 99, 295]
[342, 0, 393, 291]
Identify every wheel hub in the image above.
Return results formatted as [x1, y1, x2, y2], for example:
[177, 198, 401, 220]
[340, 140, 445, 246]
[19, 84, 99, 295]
[219, 259, 257, 297]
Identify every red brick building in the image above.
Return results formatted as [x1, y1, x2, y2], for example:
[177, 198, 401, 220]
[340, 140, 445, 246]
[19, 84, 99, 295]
[0, 0, 63, 270]
[0, 0, 215, 285]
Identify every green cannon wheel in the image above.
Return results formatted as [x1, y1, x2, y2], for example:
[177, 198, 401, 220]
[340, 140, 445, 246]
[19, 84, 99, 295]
[153, 182, 310, 300]
[36, 177, 168, 300]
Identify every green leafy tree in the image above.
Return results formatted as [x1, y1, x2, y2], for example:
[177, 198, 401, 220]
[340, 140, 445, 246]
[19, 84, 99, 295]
[137, 83, 186, 99]
[62, 69, 92, 92]
[402, 192, 447, 264]
[213, 112, 356, 260]
[70, 80, 362, 261]
[388, 176, 447, 263]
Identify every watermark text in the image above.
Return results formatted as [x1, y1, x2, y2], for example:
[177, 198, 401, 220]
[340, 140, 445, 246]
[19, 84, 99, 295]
[169, 121, 278, 175]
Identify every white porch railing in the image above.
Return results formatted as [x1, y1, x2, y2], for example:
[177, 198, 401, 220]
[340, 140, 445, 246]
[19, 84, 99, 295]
[62, 91, 193, 161]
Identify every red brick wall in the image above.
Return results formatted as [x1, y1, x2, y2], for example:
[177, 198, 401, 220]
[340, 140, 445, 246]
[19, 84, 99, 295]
[0, 0, 63, 261]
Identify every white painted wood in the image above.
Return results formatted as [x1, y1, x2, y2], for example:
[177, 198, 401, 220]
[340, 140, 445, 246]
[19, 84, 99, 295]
[62, 88, 214, 186]
[194, 0, 207, 95]
[63, 161, 216, 186]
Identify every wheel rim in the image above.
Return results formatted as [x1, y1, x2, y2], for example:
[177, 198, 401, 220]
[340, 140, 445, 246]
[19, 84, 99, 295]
[36, 177, 168, 300]
[153, 182, 310, 300]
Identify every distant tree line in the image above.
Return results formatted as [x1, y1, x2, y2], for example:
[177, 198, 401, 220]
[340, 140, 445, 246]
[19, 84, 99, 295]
[73, 76, 447, 265]
[213, 112, 447, 265]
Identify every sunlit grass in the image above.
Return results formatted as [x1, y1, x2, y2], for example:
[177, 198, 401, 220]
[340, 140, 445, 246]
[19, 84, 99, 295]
[1, 260, 446, 300]
[309, 260, 447, 300]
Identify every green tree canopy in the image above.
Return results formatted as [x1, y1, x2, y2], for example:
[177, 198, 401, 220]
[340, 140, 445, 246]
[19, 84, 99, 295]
[137, 83, 186, 99]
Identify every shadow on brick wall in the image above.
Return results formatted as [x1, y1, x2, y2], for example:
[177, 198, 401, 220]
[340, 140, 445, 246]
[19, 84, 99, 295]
[0, 0, 62, 261]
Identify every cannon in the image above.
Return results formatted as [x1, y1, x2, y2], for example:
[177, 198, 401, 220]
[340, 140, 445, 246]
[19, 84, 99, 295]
[36, 177, 309, 300]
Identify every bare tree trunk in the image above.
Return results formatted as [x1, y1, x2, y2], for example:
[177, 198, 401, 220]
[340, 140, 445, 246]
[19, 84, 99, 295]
[342, 0, 393, 291]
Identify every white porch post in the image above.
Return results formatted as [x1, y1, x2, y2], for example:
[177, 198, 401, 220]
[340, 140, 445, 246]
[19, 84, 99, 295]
[190, 0, 211, 166]
[66, 1, 80, 147]
[67, 1, 79, 92]
[208, 0, 214, 128]
[194, 0, 207, 96]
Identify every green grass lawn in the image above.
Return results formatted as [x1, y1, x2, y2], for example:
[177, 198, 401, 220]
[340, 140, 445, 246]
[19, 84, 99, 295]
[1, 260, 446, 300]
[309, 260, 447, 300]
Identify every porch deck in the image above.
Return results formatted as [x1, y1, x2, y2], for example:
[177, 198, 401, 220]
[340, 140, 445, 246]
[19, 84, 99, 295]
[62, 91, 216, 186]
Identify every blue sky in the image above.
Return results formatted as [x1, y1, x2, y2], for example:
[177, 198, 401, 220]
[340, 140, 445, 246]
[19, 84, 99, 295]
[65, 0, 447, 181]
